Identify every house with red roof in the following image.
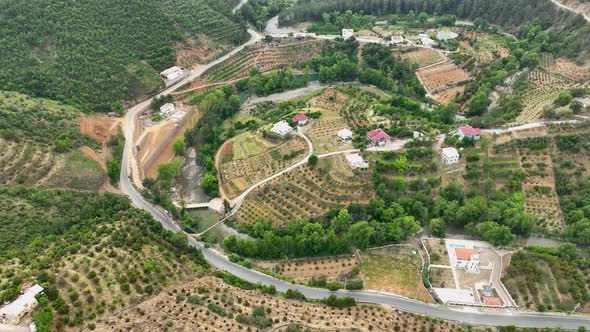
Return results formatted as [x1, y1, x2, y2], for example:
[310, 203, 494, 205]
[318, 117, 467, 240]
[452, 247, 480, 273]
[457, 125, 482, 141]
[292, 112, 309, 126]
[367, 129, 390, 146]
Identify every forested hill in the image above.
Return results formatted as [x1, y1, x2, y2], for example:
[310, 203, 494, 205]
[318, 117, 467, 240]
[281, 0, 590, 62]
[0, 0, 248, 113]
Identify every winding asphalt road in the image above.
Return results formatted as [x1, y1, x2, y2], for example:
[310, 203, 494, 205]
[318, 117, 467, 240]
[119, 21, 590, 331]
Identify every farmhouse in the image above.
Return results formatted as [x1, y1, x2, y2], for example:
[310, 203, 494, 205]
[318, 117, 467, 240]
[292, 112, 309, 126]
[0, 284, 44, 325]
[160, 66, 185, 81]
[453, 247, 480, 273]
[457, 125, 482, 141]
[338, 128, 353, 141]
[577, 97, 590, 108]
[441, 147, 459, 164]
[345, 153, 369, 169]
[342, 29, 354, 39]
[389, 35, 405, 44]
[159, 103, 175, 118]
[271, 120, 294, 137]
[367, 129, 390, 146]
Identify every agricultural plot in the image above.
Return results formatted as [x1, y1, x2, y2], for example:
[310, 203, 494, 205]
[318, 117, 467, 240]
[361, 246, 432, 303]
[237, 155, 374, 227]
[416, 62, 470, 104]
[502, 251, 590, 313]
[219, 136, 307, 199]
[94, 275, 462, 332]
[515, 70, 583, 124]
[423, 239, 450, 266]
[306, 112, 351, 154]
[494, 134, 564, 232]
[0, 140, 104, 190]
[306, 88, 348, 112]
[397, 47, 445, 68]
[257, 255, 359, 283]
[458, 31, 510, 66]
[542, 54, 590, 83]
[203, 39, 323, 82]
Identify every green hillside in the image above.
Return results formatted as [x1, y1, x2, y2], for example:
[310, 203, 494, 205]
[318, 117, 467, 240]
[0, 0, 248, 112]
[281, 0, 590, 62]
[0, 187, 208, 331]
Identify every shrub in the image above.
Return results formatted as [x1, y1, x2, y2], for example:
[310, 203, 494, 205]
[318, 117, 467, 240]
[345, 279, 364, 290]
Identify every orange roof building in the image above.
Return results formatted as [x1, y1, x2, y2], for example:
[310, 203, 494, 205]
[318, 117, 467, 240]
[455, 248, 477, 260]
[483, 296, 502, 306]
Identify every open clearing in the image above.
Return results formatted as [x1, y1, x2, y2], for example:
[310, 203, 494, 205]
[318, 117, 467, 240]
[397, 47, 445, 68]
[93, 275, 461, 332]
[361, 246, 432, 303]
[79, 115, 121, 144]
[416, 62, 470, 104]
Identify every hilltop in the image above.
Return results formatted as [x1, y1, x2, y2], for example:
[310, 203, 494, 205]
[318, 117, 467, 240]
[0, 0, 248, 112]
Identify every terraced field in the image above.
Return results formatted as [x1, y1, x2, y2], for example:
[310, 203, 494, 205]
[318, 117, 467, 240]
[219, 136, 308, 199]
[0, 140, 104, 190]
[515, 70, 582, 124]
[203, 39, 323, 82]
[237, 155, 374, 227]
[416, 62, 471, 104]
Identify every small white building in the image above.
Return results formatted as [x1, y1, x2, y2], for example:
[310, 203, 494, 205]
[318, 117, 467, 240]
[413, 131, 424, 138]
[338, 128, 353, 142]
[292, 113, 309, 126]
[160, 66, 185, 81]
[270, 120, 293, 137]
[389, 35, 404, 44]
[0, 285, 44, 325]
[453, 247, 480, 273]
[345, 153, 369, 169]
[577, 97, 590, 108]
[342, 29, 354, 39]
[159, 103, 175, 118]
[441, 147, 459, 164]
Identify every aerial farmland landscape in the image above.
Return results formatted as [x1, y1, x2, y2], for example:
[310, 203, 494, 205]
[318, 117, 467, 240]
[1, 0, 590, 331]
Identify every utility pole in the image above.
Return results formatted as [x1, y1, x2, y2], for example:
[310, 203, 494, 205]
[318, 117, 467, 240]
[571, 302, 581, 315]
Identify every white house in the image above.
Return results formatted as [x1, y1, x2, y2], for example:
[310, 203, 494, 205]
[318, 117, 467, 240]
[270, 120, 293, 137]
[390, 35, 404, 44]
[342, 29, 354, 39]
[441, 147, 459, 164]
[160, 66, 185, 81]
[338, 128, 353, 142]
[159, 103, 175, 117]
[577, 97, 590, 108]
[452, 247, 480, 273]
[345, 153, 369, 169]
[413, 131, 424, 138]
[0, 285, 44, 325]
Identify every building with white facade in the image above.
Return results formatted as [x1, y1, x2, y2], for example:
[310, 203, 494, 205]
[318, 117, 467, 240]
[0, 285, 44, 325]
[342, 29, 354, 39]
[270, 120, 293, 137]
[159, 103, 175, 118]
[452, 247, 480, 273]
[160, 66, 185, 81]
[420, 36, 436, 46]
[389, 35, 405, 44]
[345, 153, 369, 169]
[441, 147, 459, 164]
[338, 128, 353, 142]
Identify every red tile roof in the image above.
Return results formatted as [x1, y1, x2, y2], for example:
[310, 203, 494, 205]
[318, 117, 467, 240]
[459, 126, 482, 136]
[483, 296, 502, 306]
[292, 113, 308, 122]
[367, 129, 390, 141]
[455, 248, 477, 260]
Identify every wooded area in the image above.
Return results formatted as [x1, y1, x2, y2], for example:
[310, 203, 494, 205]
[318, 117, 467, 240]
[0, 0, 247, 112]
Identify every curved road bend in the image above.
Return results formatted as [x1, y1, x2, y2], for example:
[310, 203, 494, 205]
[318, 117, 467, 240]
[119, 29, 590, 332]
